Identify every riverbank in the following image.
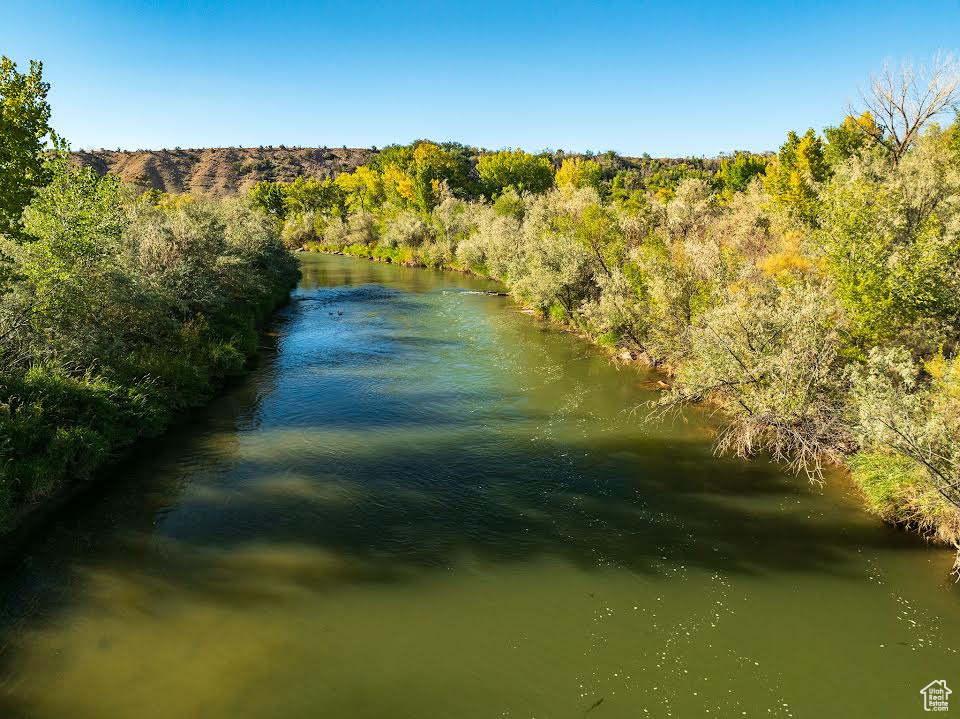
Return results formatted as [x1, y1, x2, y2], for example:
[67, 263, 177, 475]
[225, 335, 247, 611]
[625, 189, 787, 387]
[304, 243, 960, 569]
[4, 250, 957, 718]
[0, 160, 302, 540]
[0, 276, 297, 554]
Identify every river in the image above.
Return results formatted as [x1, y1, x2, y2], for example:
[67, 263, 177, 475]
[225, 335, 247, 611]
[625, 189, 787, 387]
[1, 253, 958, 718]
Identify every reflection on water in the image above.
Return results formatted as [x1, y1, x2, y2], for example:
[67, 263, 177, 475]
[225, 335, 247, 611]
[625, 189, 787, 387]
[0, 254, 958, 718]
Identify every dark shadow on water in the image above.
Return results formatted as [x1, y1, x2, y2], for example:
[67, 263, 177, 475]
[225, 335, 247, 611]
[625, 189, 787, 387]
[0, 422, 934, 633]
[152, 434, 924, 578]
[0, 328, 942, 642]
[0, 255, 952, 713]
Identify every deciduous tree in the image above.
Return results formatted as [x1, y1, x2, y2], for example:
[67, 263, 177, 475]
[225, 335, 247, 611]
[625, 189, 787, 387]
[0, 56, 54, 240]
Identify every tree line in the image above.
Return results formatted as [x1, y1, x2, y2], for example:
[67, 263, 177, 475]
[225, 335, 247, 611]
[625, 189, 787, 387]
[0, 56, 299, 529]
[247, 57, 960, 565]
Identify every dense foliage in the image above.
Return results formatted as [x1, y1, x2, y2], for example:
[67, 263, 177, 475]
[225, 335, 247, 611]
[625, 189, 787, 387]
[0, 56, 53, 241]
[0, 59, 298, 528]
[256, 61, 960, 562]
[3, 51, 959, 570]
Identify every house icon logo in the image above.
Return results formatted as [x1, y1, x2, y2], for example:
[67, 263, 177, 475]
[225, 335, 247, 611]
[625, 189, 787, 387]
[921, 680, 952, 711]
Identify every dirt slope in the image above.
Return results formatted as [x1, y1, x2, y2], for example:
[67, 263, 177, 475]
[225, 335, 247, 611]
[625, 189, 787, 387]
[72, 146, 378, 197]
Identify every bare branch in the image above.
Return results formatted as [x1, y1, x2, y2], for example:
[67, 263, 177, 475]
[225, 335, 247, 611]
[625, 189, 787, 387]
[854, 53, 960, 163]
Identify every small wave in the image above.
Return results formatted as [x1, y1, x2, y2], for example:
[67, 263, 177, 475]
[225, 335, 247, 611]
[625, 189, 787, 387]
[293, 284, 406, 305]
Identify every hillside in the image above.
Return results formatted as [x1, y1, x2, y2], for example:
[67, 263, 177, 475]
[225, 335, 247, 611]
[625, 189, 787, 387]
[71, 146, 378, 197]
[73, 146, 724, 198]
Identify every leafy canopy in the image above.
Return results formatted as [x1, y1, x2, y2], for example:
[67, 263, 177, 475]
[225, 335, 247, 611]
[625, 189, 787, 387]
[0, 56, 54, 240]
[556, 157, 603, 193]
[763, 129, 829, 224]
[477, 149, 554, 197]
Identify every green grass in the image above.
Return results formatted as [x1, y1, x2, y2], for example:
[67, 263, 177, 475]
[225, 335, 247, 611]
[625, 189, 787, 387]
[848, 450, 960, 545]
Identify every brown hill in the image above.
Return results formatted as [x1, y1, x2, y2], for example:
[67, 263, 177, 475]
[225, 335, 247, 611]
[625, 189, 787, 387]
[72, 146, 378, 197]
[73, 146, 726, 198]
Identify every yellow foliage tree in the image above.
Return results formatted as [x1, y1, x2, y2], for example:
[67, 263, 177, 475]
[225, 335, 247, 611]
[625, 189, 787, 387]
[556, 157, 603, 192]
[335, 165, 384, 213]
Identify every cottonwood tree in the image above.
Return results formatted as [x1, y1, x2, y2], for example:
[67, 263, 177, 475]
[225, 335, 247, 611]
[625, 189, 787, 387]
[477, 150, 555, 198]
[763, 130, 829, 224]
[854, 53, 960, 163]
[556, 157, 603, 193]
[0, 56, 54, 240]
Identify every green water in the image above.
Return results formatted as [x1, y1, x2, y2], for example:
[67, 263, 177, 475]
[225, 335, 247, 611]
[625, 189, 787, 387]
[1, 253, 958, 718]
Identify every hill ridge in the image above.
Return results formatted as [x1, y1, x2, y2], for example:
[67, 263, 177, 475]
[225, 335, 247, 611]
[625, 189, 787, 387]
[72, 146, 378, 197]
[72, 146, 724, 197]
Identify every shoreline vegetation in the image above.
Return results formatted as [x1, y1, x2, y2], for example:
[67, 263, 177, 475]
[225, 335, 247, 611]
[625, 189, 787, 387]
[0, 57, 299, 537]
[246, 60, 960, 571]
[3, 54, 960, 573]
[0, 163, 299, 535]
[310, 242, 960, 554]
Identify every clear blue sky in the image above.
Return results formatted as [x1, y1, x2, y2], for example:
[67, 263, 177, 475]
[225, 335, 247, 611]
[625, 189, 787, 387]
[2, 0, 958, 156]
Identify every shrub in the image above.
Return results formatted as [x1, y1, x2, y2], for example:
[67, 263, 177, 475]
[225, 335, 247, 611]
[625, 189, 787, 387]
[0, 156, 298, 529]
[381, 210, 432, 248]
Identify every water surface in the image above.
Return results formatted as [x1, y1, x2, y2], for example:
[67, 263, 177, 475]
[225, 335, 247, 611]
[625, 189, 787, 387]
[1, 254, 958, 718]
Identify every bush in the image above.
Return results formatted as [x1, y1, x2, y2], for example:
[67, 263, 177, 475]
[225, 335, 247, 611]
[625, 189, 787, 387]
[323, 212, 378, 248]
[281, 211, 319, 249]
[658, 281, 851, 477]
[849, 451, 960, 545]
[0, 156, 299, 529]
[381, 210, 432, 248]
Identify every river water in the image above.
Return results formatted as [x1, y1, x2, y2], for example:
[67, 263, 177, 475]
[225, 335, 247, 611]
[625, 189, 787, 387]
[1, 253, 958, 718]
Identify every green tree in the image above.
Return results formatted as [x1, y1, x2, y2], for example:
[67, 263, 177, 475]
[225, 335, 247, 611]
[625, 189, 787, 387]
[714, 152, 768, 197]
[335, 165, 385, 213]
[572, 203, 624, 276]
[609, 170, 650, 214]
[948, 113, 960, 160]
[8, 153, 131, 364]
[477, 149, 554, 197]
[285, 176, 345, 216]
[763, 129, 829, 224]
[248, 180, 288, 219]
[375, 142, 473, 212]
[371, 144, 414, 173]
[406, 141, 471, 211]
[823, 112, 879, 167]
[0, 56, 54, 240]
[818, 129, 960, 349]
